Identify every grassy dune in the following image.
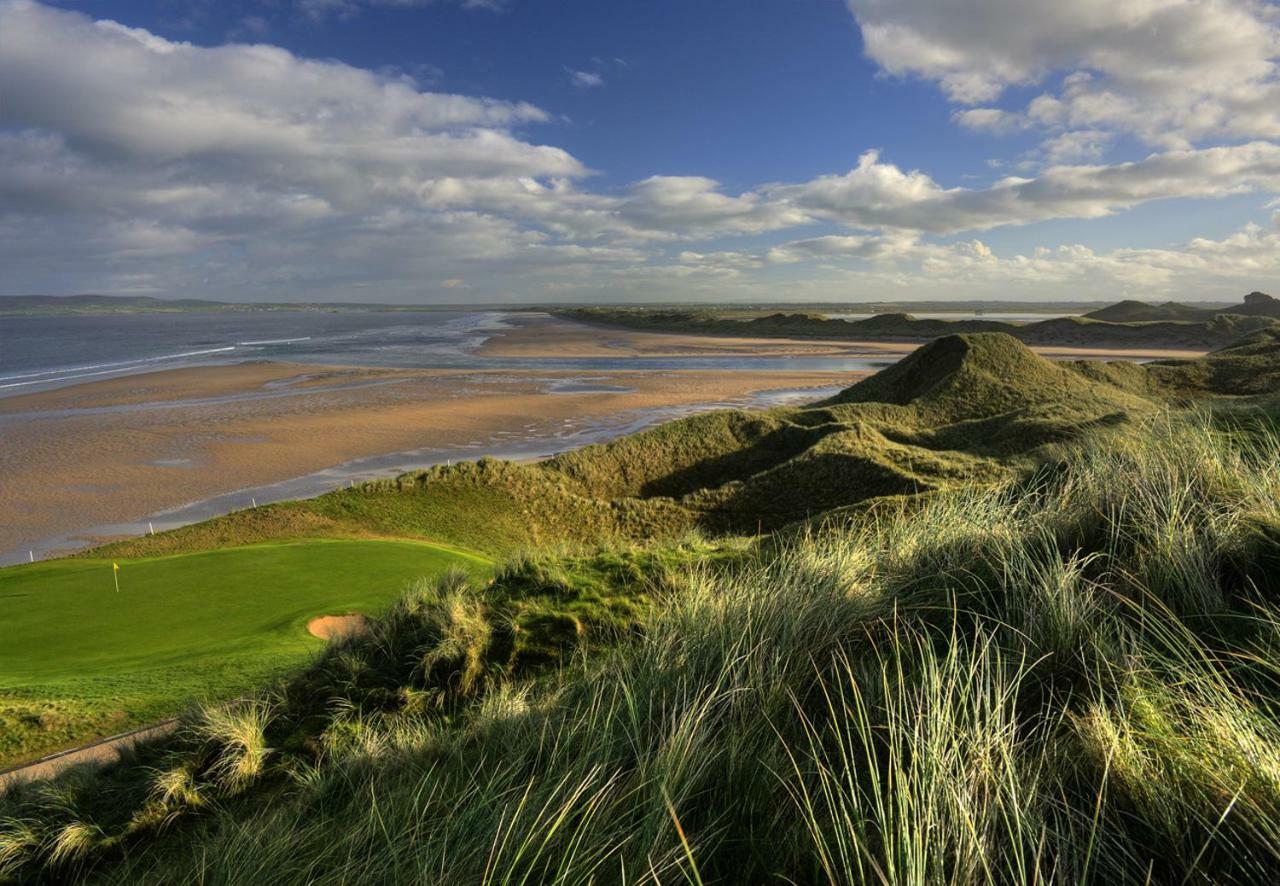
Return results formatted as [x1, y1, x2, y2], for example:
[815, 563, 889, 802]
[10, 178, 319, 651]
[6, 331, 1280, 881]
[0, 540, 487, 767]
[90, 333, 1206, 560]
[6, 417, 1280, 882]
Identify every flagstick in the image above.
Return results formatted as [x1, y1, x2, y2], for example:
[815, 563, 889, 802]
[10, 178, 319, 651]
[113, 567, 120, 594]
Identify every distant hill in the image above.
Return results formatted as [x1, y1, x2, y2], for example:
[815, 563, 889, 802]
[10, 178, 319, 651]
[1083, 299, 1212, 322]
[1083, 290, 1280, 322]
[0, 294, 233, 314]
[562, 295, 1280, 349]
[1232, 290, 1280, 317]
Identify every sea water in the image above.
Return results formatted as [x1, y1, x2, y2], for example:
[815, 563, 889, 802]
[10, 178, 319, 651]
[0, 310, 893, 397]
[0, 310, 883, 563]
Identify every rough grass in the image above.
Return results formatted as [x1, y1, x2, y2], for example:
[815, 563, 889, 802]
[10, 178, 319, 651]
[0, 539, 487, 767]
[7, 331, 1280, 881]
[8, 416, 1280, 883]
[0, 538, 730, 880]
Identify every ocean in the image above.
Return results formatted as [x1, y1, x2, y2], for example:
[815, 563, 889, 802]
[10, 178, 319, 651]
[1, 310, 893, 397]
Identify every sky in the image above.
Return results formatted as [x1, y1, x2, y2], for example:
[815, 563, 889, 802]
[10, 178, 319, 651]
[1, 0, 1279, 303]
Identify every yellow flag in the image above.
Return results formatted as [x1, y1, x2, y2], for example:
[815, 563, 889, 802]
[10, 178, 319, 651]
[113, 562, 120, 572]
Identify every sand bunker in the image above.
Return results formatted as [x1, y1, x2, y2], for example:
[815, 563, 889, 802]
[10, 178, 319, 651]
[307, 613, 371, 641]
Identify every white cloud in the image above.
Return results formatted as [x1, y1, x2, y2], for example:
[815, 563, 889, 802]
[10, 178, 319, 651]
[907, 216, 1280, 294]
[0, 1, 593, 298]
[567, 69, 605, 89]
[770, 144, 1280, 233]
[847, 0, 1280, 147]
[619, 176, 810, 238]
[675, 250, 766, 277]
[952, 107, 1028, 134]
[1038, 130, 1114, 165]
[766, 232, 920, 264]
[0, 4, 569, 185]
[1, 0, 1277, 303]
[672, 213, 1280, 302]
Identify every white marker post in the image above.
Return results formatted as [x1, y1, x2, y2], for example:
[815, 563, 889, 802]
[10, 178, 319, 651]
[251, 497, 257, 508]
[148, 521, 155, 535]
[29, 550, 34, 563]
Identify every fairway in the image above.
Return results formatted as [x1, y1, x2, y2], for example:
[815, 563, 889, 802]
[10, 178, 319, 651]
[0, 539, 489, 766]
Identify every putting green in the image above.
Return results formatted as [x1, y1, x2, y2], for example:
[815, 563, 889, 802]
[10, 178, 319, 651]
[0, 538, 489, 766]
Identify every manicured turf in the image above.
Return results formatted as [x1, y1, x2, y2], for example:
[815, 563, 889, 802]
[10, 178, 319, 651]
[0, 539, 489, 766]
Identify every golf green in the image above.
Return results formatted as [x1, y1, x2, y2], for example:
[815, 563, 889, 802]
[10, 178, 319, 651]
[0, 539, 489, 765]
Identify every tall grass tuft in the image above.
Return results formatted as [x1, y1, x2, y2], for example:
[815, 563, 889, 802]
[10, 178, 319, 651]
[9, 413, 1280, 883]
[193, 699, 274, 795]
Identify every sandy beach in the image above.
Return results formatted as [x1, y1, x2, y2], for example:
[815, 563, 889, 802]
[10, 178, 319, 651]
[479, 312, 1210, 362]
[0, 359, 854, 559]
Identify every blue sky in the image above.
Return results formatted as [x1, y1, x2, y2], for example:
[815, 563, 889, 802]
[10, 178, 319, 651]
[2, 0, 1279, 302]
[56, 1, 973, 187]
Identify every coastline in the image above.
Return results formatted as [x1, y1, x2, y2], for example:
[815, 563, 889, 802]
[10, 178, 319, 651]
[480, 312, 1210, 361]
[0, 359, 855, 563]
[1, 312, 1212, 564]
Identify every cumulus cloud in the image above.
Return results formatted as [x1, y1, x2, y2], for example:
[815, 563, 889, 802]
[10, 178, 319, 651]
[906, 215, 1280, 293]
[690, 213, 1280, 301]
[847, 0, 1280, 147]
[1038, 130, 1114, 165]
[619, 176, 810, 238]
[0, 1, 589, 297]
[770, 144, 1280, 233]
[0, 1, 814, 298]
[766, 232, 920, 264]
[952, 107, 1028, 134]
[0, 4, 571, 186]
[2, 0, 1278, 302]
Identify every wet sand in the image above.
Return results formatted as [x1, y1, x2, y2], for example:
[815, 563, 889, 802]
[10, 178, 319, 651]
[1, 314, 1209, 561]
[0, 362, 854, 560]
[480, 313, 1209, 362]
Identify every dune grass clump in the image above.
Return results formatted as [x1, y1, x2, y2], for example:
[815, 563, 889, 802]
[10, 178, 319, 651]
[0, 541, 719, 880]
[4, 415, 1274, 883]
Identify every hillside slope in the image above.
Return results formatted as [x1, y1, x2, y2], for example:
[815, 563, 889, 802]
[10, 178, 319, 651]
[9, 412, 1280, 883]
[1072, 327, 1280, 398]
[1084, 290, 1280, 322]
[93, 334, 1164, 557]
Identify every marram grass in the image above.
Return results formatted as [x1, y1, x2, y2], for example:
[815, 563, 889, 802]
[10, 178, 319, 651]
[6, 415, 1280, 883]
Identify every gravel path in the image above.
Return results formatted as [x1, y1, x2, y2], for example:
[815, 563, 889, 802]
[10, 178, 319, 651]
[0, 719, 179, 794]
